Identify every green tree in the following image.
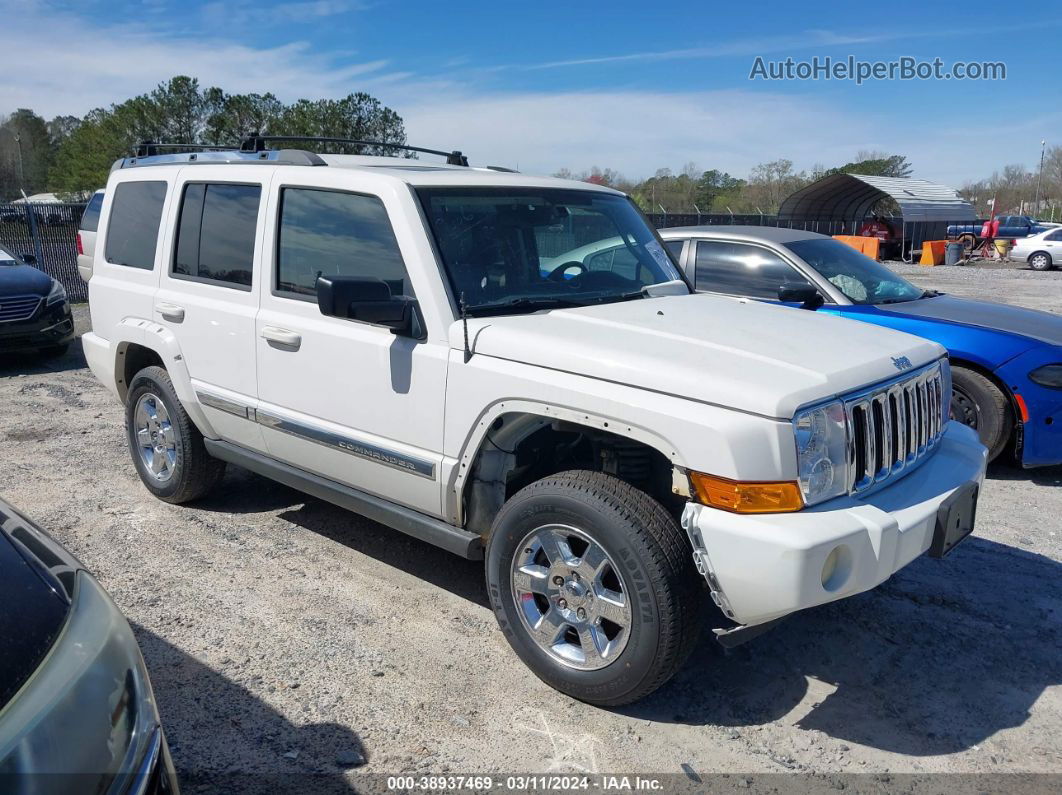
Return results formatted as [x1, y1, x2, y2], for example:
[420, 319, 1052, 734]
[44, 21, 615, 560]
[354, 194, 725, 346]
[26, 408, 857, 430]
[48, 77, 409, 193]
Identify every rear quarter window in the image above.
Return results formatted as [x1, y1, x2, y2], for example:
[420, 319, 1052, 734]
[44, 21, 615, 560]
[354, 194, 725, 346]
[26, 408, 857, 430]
[105, 181, 167, 270]
[79, 192, 104, 232]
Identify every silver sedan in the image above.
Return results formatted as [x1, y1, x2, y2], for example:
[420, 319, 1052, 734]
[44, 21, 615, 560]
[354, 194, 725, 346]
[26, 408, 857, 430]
[1009, 227, 1062, 271]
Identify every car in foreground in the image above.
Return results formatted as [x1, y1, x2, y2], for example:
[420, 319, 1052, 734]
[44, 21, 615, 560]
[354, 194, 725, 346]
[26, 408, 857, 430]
[82, 138, 986, 705]
[1009, 227, 1062, 271]
[659, 226, 1062, 466]
[77, 189, 106, 282]
[0, 246, 75, 357]
[0, 497, 179, 793]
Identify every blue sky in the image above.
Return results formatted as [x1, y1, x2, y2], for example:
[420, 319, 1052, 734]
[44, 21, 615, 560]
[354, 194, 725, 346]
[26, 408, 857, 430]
[4, 0, 1061, 185]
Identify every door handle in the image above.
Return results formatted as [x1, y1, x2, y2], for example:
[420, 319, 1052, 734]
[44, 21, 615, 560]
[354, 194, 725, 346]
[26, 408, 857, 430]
[155, 302, 185, 322]
[260, 326, 302, 350]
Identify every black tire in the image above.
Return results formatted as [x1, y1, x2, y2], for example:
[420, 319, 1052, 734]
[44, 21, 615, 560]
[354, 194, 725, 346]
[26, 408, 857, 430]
[950, 366, 1012, 462]
[1028, 251, 1053, 271]
[125, 366, 225, 503]
[958, 234, 977, 253]
[485, 470, 703, 706]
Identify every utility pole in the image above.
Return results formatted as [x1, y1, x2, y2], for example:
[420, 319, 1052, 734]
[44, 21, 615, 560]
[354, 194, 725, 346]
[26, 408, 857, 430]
[1034, 139, 1046, 215]
[13, 133, 24, 193]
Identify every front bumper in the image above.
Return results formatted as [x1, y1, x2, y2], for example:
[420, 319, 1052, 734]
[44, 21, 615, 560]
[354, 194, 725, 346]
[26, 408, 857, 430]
[680, 421, 987, 627]
[993, 347, 1062, 468]
[0, 299, 74, 353]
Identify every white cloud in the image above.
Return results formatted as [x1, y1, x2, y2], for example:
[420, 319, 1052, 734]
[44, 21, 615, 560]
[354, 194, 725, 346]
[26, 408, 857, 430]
[0, 1, 398, 116]
[1, 1, 1057, 188]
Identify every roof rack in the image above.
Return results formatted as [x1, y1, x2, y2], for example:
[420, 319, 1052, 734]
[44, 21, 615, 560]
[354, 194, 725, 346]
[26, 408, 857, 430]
[239, 134, 469, 166]
[112, 148, 328, 171]
[132, 141, 239, 157]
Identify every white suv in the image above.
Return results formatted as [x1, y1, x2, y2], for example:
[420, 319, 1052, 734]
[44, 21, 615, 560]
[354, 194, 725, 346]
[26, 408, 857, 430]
[83, 139, 987, 705]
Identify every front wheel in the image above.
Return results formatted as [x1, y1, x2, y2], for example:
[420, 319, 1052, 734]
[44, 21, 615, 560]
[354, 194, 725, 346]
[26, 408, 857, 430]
[950, 366, 1012, 462]
[485, 471, 703, 706]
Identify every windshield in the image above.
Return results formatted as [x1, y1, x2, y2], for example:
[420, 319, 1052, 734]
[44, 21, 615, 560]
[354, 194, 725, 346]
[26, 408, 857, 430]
[416, 187, 685, 315]
[785, 238, 924, 305]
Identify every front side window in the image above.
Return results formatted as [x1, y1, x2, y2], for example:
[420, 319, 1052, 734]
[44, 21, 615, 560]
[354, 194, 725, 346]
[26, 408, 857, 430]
[785, 238, 924, 304]
[173, 183, 260, 288]
[276, 188, 411, 299]
[695, 240, 809, 299]
[416, 187, 684, 315]
[105, 181, 167, 270]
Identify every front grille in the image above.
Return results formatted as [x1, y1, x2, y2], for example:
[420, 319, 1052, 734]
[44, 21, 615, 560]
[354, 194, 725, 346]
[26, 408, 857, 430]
[846, 362, 946, 494]
[0, 295, 42, 324]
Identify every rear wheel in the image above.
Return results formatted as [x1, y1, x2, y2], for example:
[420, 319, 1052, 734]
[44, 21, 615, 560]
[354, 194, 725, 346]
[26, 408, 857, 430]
[125, 366, 225, 503]
[1028, 251, 1053, 271]
[485, 470, 703, 706]
[950, 366, 1012, 462]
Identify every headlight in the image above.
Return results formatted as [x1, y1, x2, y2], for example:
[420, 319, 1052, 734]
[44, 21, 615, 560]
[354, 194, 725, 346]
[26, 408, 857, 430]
[793, 400, 849, 505]
[45, 278, 67, 306]
[1029, 364, 1062, 389]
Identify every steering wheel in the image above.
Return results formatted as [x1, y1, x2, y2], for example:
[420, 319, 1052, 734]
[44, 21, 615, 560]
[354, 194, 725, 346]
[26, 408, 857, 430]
[546, 260, 586, 282]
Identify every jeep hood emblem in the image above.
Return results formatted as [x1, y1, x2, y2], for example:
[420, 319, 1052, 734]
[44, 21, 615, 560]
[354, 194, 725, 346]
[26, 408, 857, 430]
[892, 355, 913, 371]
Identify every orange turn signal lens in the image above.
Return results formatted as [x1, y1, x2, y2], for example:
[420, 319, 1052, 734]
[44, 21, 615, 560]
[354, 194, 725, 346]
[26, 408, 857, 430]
[688, 472, 804, 514]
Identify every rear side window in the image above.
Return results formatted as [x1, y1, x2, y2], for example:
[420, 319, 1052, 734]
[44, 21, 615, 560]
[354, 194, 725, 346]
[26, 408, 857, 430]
[79, 192, 104, 232]
[173, 183, 260, 289]
[105, 181, 167, 270]
[276, 188, 411, 299]
[1046, 230, 1062, 242]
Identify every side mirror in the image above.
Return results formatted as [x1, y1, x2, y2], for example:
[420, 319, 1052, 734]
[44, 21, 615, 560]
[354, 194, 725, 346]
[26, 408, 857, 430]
[778, 284, 824, 311]
[20, 253, 37, 265]
[316, 276, 418, 336]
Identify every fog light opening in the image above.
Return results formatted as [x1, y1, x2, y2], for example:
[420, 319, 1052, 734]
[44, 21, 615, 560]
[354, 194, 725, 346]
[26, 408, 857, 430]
[821, 545, 852, 592]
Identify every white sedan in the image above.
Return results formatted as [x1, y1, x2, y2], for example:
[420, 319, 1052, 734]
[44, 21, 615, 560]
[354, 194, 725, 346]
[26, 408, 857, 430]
[1010, 227, 1062, 270]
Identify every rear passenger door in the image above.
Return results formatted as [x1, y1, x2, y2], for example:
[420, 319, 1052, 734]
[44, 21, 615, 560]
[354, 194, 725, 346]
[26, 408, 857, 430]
[153, 167, 269, 452]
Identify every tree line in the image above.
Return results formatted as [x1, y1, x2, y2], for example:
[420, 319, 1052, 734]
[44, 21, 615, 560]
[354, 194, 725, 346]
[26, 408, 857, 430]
[559, 149, 1062, 220]
[0, 76, 407, 200]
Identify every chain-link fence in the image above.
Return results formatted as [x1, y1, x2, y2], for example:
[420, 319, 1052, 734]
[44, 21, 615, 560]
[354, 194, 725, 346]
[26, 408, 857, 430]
[0, 203, 88, 301]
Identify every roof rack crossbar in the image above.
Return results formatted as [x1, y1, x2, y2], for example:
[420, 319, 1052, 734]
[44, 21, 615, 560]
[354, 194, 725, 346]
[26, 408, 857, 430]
[133, 140, 240, 157]
[239, 135, 469, 166]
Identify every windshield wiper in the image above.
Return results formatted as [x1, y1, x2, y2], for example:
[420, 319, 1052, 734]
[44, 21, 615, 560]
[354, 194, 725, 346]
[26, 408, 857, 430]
[921, 289, 942, 298]
[465, 296, 587, 317]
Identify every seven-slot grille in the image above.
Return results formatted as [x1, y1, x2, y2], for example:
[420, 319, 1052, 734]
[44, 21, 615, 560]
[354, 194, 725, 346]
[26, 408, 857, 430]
[0, 295, 42, 324]
[845, 362, 946, 494]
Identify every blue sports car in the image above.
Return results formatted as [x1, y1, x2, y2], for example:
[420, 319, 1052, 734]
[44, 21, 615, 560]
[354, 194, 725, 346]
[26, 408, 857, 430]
[654, 226, 1062, 466]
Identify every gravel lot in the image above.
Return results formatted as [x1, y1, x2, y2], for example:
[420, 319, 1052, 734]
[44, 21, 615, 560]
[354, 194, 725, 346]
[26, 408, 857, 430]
[1, 264, 1060, 792]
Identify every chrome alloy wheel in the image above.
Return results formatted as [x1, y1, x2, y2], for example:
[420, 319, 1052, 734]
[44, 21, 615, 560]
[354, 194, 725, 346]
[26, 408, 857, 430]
[510, 524, 633, 671]
[134, 393, 177, 482]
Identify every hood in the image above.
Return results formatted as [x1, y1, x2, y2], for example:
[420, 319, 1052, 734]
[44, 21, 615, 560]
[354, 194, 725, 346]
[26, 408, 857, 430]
[0, 261, 52, 296]
[879, 295, 1062, 347]
[452, 293, 944, 418]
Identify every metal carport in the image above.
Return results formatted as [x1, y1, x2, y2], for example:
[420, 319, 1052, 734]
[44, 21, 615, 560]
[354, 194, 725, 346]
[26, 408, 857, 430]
[778, 173, 975, 225]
